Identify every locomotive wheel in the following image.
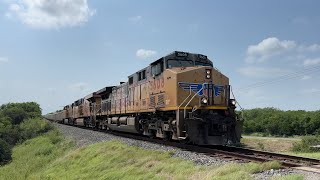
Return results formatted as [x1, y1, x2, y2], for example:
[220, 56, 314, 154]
[148, 130, 156, 139]
[163, 132, 172, 141]
[180, 137, 192, 145]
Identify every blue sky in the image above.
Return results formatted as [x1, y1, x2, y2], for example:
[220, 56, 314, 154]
[0, 0, 320, 113]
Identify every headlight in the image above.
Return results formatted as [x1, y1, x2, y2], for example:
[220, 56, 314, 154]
[230, 99, 236, 106]
[206, 69, 211, 79]
[201, 97, 208, 104]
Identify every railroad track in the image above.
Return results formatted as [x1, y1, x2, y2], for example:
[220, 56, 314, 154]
[62, 122, 320, 174]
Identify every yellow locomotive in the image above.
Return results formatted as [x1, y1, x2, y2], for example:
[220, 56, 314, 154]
[45, 51, 243, 145]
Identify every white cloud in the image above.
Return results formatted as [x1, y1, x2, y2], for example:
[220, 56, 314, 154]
[237, 66, 290, 78]
[301, 75, 311, 80]
[6, 0, 95, 29]
[0, 57, 9, 63]
[301, 44, 320, 52]
[303, 58, 320, 66]
[128, 15, 142, 24]
[136, 49, 157, 59]
[246, 37, 296, 63]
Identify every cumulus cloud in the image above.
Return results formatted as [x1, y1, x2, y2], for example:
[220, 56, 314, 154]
[246, 37, 296, 63]
[6, 0, 95, 29]
[128, 15, 142, 23]
[299, 44, 320, 52]
[303, 58, 320, 66]
[237, 66, 290, 78]
[136, 49, 157, 59]
[0, 57, 9, 63]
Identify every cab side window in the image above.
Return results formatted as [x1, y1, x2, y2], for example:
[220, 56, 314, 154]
[137, 70, 146, 81]
[129, 76, 133, 85]
[151, 61, 164, 76]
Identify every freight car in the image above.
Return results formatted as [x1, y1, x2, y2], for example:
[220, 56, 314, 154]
[45, 51, 243, 145]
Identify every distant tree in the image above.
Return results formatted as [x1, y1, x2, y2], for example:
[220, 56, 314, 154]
[0, 102, 42, 124]
[243, 107, 320, 136]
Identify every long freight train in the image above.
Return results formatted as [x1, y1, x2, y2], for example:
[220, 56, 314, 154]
[45, 51, 243, 145]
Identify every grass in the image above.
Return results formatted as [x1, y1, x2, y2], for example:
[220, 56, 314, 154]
[0, 130, 74, 180]
[242, 136, 320, 160]
[286, 152, 320, 159]
[241, 136, 300, 152]
[0, 130, 289, 180]
[34, 141, 282, 180]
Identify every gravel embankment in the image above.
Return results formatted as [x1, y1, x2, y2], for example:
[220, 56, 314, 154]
[54, 123, 320, 180]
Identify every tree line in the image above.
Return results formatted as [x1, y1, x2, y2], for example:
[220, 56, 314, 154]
[0, 102, 53, 165]
[242, 107, 320, 136]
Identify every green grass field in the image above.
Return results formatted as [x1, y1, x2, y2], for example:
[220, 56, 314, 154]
[241, 136, 320, 159]
[0, 130, 303, 180]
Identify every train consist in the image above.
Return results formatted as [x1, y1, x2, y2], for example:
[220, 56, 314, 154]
[45, 51, 243, 145]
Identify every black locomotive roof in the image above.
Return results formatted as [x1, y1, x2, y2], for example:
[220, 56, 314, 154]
[96, 86, 115, 100]
[84, 92, 101, 101]
[150, 51, 213, 66]
[96, 86, 114, 95]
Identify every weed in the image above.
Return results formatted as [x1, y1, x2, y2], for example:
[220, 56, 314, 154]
[257, 142, 265, 150]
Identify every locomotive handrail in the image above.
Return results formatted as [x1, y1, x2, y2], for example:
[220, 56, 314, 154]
[178, 85, 193, 111]
[183, 83, 207, 118]
[177, 85, 193, 125]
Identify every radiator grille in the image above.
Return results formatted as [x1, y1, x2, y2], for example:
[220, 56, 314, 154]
[149, 96, 155, 108]
[157, 94, 165, 107]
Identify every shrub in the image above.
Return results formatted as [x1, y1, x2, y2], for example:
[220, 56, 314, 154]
[0, 102, 42, 124]
[292, 136, 320, 152]
[0, 139, 12, 165]
[1, 107, 27, 124]
[0, 102, 46, 165]
[0, 126, 20, 145]
[19, 118, 54, 141]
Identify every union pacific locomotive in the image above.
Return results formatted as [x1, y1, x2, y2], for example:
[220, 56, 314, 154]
[45, 51, 243, 145]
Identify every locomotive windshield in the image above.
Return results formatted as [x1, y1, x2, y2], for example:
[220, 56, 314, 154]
[167, 59, 194, 68]
[195, 61, 213, 67]
[167, 59, 213, 68]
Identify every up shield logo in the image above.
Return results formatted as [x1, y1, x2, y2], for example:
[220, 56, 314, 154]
[178, 82, 224, 97]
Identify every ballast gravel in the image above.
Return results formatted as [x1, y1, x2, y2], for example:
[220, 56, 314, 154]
[54, 123, 320, 180]
[54, 123, 228, 166]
